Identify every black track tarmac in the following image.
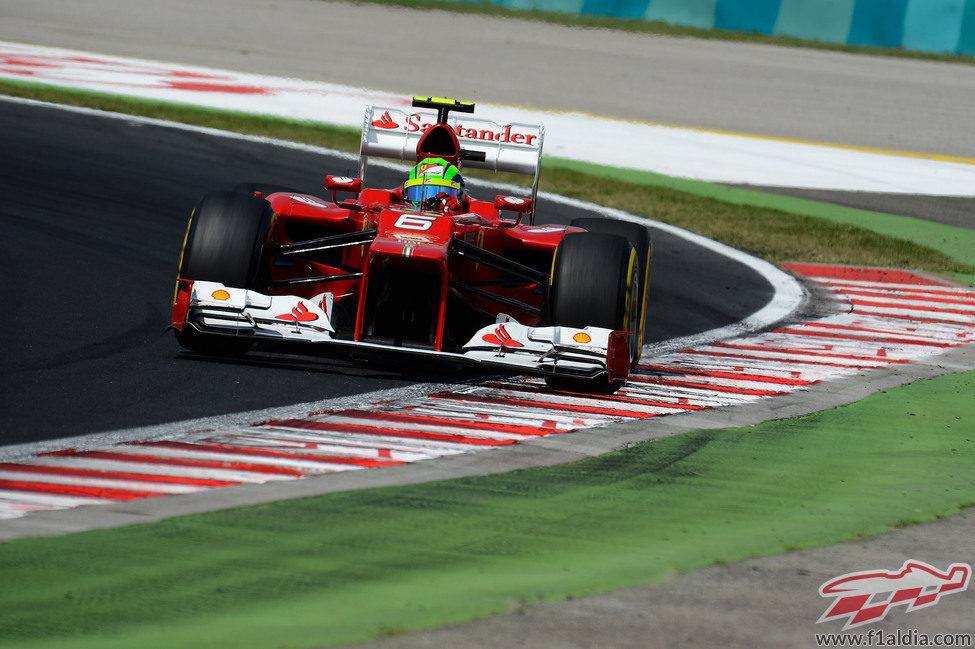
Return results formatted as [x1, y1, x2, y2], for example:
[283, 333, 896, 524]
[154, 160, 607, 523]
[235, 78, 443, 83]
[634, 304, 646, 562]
[0, 99, 773, 445]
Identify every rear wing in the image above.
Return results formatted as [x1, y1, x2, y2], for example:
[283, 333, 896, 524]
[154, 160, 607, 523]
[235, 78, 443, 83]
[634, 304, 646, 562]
[360, 105, 545, 213]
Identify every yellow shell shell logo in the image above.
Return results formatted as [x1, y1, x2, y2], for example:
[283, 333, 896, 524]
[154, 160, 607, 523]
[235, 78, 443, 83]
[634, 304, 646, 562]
[211, 289, 231, 301]
[573, 332, 592, 344]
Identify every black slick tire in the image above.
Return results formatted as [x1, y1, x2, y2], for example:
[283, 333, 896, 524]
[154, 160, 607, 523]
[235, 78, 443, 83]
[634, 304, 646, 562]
[546, 231, 641, 393]
[175, 190, 273, 355]
[569, 217, 651, 364]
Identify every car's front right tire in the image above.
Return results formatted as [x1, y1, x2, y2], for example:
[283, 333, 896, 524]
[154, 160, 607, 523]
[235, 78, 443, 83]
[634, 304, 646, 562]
[545, 231, 641, 393]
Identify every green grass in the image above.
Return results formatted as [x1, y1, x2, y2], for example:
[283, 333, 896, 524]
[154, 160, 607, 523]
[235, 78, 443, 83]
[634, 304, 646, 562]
[345, 0, 975, 64]
[546, 159, 975, 285]
[1, 370, 973, 649]
[3, 79, 972, 286]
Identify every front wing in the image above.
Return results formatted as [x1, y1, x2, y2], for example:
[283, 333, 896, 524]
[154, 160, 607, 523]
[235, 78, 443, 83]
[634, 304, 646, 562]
[173, 280, 630, 384]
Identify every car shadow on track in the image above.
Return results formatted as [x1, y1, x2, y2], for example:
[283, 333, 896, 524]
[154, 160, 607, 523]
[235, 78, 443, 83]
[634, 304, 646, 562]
[174, 346, 493, 384]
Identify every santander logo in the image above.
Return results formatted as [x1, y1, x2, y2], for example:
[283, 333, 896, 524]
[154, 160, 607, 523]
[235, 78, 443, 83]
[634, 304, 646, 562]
[372, 111, 399, 129]
[374, 111, 538, 147]
[275, 302, 318, 322]
[482, 325, 524, 348]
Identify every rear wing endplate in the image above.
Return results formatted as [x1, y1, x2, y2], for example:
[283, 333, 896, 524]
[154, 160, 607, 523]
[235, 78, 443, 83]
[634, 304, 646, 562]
[360, 106, 544, 215]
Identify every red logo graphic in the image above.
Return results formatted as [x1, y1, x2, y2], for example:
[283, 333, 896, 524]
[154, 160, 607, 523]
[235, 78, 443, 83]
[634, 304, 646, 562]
[482, 325, 524, 348]
[275, 302, 318, 322]
[416, 163, 444, 176]
[818, 560, 971, 630]
[372, 111, 399, 129]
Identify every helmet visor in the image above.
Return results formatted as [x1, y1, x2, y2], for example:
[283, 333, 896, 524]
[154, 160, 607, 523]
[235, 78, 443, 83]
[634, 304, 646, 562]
[404, 177, 461, 209]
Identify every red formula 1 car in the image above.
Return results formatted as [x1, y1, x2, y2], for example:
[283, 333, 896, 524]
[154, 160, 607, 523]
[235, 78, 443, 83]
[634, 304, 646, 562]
[171, 97, 650, 392]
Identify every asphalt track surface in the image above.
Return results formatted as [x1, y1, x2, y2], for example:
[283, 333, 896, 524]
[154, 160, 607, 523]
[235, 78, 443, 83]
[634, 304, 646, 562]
[0, 98, 773, 445]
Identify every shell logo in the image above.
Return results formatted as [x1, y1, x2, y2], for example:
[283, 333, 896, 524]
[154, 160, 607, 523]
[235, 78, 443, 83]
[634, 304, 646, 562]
[572, 332, 592, 344]
[211, 289, 231, 301]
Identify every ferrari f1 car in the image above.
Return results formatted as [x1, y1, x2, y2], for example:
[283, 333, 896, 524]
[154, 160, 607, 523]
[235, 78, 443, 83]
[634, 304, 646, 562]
[171, 97, 651, 392]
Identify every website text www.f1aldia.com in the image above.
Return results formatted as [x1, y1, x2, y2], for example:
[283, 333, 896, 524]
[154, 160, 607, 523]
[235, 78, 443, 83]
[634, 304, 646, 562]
[815, 629, 973, 647]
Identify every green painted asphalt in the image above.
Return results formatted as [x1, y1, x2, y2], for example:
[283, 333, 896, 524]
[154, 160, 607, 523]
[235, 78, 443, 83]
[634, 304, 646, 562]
[0, 370, 972, 649]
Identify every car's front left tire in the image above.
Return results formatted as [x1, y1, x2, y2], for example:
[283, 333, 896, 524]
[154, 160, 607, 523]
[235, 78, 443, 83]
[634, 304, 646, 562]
[175, 190, 273, 355]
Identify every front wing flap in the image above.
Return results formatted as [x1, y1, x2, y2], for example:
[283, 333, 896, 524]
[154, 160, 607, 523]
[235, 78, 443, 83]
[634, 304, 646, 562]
[176, 280, 335, 342]
[175, 281, 629, 383]
[461, 321, 630, 383]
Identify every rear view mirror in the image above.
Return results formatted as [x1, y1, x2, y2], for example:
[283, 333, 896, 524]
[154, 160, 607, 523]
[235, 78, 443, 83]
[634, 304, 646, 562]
[494, 196, 533, 223]
[325, 175, 363, 204]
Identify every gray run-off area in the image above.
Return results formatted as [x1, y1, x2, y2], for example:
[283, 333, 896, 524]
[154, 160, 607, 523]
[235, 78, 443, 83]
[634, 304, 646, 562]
[3, 0, 975, 158]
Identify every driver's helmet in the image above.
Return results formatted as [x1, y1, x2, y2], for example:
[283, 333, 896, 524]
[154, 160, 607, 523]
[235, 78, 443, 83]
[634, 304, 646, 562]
[404, 157, 465, 211]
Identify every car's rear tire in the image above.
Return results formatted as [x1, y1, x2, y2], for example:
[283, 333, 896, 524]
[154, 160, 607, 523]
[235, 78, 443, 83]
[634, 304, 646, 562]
[546, 232, 641, 393]
[570, 217, 651, 364]
[175, 190, 273, 355]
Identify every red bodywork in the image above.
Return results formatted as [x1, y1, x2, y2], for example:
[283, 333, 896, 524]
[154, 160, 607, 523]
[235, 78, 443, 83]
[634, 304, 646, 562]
[259, 187, 578, 351]
[173, 99, 582, 356]
[170, 99, 638, 388]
